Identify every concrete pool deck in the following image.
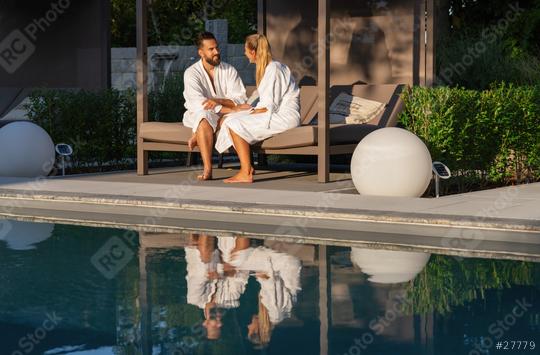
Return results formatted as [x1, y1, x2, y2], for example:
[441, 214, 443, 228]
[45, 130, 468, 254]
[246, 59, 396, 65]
[0, 166, 539, 260]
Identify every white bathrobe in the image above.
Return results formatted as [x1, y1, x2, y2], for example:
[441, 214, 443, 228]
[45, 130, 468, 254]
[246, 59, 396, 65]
[185, 237, 249, 310]
[183, 60, 247, 133]
[215, 60, 300, 153]
[229, 246, 302, 324]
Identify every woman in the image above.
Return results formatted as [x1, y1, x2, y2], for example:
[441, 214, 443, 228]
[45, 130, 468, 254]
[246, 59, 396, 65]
[227, 243, 302, 348]
[215, 34, 301, 183]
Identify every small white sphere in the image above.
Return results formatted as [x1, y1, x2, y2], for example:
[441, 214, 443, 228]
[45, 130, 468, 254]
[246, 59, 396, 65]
[351, 127, 432, 197]
[0, 121, 55, 177]
[350, 248, 431, 284]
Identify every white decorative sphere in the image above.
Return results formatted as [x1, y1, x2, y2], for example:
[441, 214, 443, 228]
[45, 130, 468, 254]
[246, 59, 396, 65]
[0, 220, 54, 250]
[0, 121, 55, 177]
[351, 127, 432, 197]
[350, 248, 431, 284]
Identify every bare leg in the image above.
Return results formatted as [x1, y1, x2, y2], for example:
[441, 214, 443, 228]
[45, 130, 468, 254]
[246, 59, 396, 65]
[188, 134, 197, 150]
[197, 234, 216, 263]
[224, 128, 254, 183]
[196, 119, 214, 180]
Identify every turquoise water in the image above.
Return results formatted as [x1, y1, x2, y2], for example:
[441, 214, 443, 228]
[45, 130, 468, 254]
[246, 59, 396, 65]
[0, 220, 539, 355]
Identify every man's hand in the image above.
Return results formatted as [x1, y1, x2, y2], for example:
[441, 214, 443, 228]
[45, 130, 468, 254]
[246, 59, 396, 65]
[203, 99, 218, 110]
[231, 104, 253, 113]
[236, 103, 253, 110]
[250, 108, 268, 115]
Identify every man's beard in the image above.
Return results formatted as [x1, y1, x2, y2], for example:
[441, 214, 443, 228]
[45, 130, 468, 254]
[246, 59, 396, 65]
[205, 54, 221, 66]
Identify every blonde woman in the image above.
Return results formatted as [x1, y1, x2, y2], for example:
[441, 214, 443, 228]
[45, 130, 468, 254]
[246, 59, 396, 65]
[215, 34, 301, 183]
[226, 244, 302, 347]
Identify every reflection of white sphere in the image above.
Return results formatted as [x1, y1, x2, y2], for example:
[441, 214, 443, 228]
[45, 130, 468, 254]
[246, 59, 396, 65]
[0, 220, 54, 250]
[0, 121, 55, 177]
[351, 128, 432, 197]
[351, 248, 431, 284]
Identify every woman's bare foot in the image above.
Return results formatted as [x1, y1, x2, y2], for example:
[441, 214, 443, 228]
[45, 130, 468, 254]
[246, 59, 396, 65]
[223, 167, 255, 184]
[188, 135, 198, 150]
[197, 170, 213, 181]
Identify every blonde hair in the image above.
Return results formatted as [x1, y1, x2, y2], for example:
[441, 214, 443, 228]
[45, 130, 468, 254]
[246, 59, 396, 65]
[249, 295, 273, 348]
[246, 34, 273, 87]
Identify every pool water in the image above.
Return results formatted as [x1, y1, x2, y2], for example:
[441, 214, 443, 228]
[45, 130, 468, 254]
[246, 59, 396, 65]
[0, 220, 539, 355]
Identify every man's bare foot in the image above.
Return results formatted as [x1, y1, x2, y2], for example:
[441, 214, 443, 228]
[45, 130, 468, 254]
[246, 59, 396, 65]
[188, 135, 198, 150]
[223, 167, 255, 184]
[197, 170, 213, 181]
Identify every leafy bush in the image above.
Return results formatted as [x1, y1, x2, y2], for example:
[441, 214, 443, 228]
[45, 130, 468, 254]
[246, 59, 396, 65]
[399, 83, 540, 192]
[111, 0, 257, 47]
[25, 74, 185, 173]
[149, 72, 185, 122]
[437, 31, 540, 89]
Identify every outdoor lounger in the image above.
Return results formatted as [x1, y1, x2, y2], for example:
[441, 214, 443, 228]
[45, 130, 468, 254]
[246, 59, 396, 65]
[137, 83, 405, 181]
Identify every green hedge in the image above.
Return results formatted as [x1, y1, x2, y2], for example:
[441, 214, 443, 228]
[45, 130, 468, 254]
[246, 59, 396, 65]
[399, 83, 540, 192]
[25, 74, 185, 173]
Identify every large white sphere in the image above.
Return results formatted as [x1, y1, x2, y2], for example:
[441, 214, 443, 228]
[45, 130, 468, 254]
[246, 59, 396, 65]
[351, 127, 432, 197]
[0, 220, 54, 250]
[0, 121, 55, 177]
[350, 248, 431, 284]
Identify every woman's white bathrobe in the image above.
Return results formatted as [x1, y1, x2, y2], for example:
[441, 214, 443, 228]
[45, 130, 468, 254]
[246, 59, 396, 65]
[229, 246, 302, 324]
[215, 61, 300, 153]
[185, 237, 249, 310]
[183, 60, 247, 133]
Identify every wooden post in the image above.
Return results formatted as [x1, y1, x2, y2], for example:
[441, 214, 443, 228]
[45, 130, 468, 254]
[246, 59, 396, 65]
[319, 245, 329, 355]
[139, 232, 152, 353]
[426, 0, 435, 87]
[317, 0, 330, 183]
[136, 0, 149, 175]
[415, 0, 423, 86]
[257, 0, 267, 35]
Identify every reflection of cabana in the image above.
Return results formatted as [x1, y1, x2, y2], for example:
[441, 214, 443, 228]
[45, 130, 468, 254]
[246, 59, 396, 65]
[135, 0, 435, 182]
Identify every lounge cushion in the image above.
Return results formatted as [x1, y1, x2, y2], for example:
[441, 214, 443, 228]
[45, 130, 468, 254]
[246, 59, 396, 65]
[140, 122, 192, 144]
[259, 123, 379, 149]
[140, 84, 404, 149]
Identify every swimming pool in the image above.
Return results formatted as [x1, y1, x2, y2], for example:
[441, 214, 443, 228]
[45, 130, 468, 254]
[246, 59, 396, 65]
[0, 220, 538, 355]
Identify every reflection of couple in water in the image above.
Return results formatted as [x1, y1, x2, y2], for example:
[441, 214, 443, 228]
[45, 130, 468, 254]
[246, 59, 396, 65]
[185, 234, 302, 348]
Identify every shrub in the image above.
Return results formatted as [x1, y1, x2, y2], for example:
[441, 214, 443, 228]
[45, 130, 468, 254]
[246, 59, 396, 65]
[400, 83, 540, 192]
[437, 31, 540, 89]
[25, 74, 185, 173]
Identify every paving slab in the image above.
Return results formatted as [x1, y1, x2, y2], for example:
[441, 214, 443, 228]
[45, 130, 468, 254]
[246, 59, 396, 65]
[0, 168, 539, 262]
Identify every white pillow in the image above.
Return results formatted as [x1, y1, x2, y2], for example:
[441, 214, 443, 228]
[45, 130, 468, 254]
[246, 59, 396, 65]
[329, 92, 385, 124]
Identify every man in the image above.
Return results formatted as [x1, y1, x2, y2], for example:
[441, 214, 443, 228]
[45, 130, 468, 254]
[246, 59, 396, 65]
[183, 32, 249, 180]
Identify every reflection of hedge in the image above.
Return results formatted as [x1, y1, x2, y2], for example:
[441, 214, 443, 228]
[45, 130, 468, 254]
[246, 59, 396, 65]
[404, 255, 538, 315]
[26, 73, 184, 173]
[400, 83, 540, 192]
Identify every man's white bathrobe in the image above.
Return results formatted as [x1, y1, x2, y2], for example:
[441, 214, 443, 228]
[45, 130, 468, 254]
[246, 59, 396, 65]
[183, 60, 247, 133]
[215, 61, 300, 153]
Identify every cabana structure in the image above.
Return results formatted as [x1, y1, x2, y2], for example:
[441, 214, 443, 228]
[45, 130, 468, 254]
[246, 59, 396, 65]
[136, 0, 435, 182]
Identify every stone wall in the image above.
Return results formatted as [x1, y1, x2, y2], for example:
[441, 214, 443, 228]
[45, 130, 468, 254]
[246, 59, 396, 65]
[111, 44, 255, 91]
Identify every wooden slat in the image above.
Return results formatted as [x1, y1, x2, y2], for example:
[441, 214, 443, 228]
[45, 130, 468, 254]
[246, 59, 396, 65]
[136, 0, 149, 175]
[317, 0, 330, 183]
[143, 142, 192, 152]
